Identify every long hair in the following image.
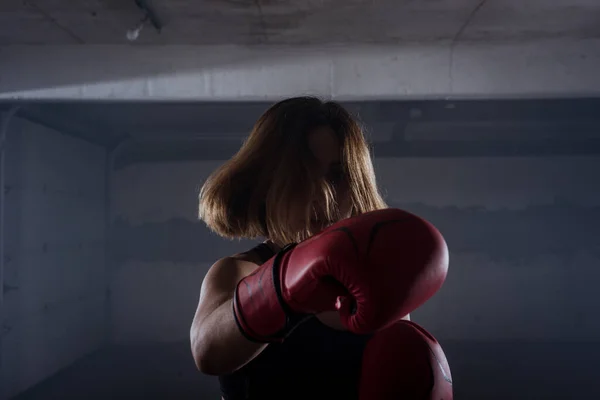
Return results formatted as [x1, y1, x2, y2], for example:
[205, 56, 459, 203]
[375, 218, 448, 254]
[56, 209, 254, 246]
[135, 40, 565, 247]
[199, 96, 387, 245]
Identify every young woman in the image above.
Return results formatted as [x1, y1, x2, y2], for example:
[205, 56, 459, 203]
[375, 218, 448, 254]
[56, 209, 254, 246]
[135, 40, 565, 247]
[190, 97, 452, 400]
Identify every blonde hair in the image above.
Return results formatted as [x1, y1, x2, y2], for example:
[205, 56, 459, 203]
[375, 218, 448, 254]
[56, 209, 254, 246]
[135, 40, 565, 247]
[199, 97, 387, 245]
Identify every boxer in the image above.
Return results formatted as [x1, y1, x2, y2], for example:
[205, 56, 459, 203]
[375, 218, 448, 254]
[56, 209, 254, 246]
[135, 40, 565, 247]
[190, 97, 452, 399]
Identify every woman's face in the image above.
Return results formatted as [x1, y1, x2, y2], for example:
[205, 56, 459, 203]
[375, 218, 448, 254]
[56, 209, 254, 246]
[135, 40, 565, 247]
[307, 126, 352, 230]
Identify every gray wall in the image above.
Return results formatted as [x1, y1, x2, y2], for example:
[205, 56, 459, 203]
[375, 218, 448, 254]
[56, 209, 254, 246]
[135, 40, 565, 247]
[4, 101, 599, 399]
[1, 117, 108, 399]
[108, 154, 600, 398]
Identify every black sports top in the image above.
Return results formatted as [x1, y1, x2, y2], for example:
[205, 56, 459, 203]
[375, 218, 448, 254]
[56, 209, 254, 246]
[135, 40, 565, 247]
[218, 243, 371, 400]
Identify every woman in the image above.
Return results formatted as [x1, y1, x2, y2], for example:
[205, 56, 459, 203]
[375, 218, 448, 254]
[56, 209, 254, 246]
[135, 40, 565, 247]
[190, 97, 450, 399]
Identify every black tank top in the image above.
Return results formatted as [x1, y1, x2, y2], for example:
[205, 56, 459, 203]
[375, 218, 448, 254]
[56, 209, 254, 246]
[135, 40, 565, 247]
[218, 243, 371, 400]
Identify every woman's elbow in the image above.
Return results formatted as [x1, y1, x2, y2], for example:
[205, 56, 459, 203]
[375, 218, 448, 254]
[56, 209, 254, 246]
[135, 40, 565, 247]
[191, 335, 222, 376]
[193, 352, 221, 376]
[191, 325, 238, 376]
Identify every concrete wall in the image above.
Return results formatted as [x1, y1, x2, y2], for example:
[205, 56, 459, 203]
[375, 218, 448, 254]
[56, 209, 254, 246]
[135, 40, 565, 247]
[109, 161, 248, 345]
[109, 152, 600, 398]
[1, 117, 108, 399]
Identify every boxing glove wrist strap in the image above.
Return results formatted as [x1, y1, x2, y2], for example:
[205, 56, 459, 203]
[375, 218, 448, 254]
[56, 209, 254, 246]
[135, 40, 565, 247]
[232, 243, 309, 343]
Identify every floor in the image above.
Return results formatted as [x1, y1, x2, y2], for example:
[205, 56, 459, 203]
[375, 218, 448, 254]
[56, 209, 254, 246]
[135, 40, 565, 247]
[11, 340, 600, 399]
[10, 343, 218, 400]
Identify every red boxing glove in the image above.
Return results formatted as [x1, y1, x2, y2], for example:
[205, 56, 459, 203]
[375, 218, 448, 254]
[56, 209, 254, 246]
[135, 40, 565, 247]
[359, 320, 453, 400]
[233, 208, 449, 342]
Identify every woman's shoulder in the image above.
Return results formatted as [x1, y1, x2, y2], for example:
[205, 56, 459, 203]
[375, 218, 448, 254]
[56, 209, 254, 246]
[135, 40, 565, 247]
[232, 242, 277, 265]
[209, 254, 258, 278]
[205, 244, 267, 283]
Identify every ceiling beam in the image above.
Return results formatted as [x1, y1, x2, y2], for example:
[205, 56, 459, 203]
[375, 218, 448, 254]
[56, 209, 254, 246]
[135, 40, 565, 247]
[114, 137, 600, 169]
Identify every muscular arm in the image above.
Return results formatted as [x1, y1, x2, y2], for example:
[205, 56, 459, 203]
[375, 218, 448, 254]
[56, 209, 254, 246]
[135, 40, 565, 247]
[190, 257, 268, 376]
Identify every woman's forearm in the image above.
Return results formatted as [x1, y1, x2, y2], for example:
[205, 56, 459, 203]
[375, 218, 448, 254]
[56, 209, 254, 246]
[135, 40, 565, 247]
[191, 298, 268, 376]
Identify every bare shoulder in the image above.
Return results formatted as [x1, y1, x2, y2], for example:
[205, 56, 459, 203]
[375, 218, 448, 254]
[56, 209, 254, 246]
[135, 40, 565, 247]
[202, 256, 256, 293]
[200, 252, 261, 299]
[193, 250, 263, 327]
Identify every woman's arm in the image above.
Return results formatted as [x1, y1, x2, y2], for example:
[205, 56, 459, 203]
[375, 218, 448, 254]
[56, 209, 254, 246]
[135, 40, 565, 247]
[190, 257, 268, 376]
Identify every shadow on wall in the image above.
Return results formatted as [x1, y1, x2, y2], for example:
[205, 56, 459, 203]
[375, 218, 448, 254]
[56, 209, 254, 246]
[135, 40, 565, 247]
[398, 200, 600, 262]
[109, 199, 600, 266]
[109, 216, 259, 265]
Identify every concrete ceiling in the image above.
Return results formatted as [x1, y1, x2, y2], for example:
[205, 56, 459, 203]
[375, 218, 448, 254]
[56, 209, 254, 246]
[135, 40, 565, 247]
[1, 0, 599, 45]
